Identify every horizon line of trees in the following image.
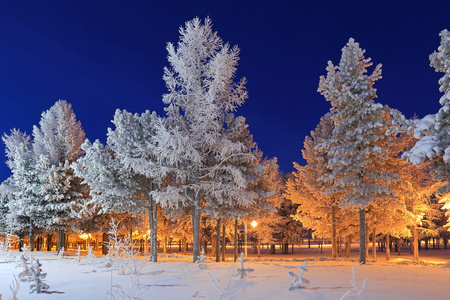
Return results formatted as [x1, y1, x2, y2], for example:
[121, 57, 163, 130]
[0, 19, 449, 264]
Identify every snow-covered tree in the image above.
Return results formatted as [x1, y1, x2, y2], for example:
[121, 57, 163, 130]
[32, 100, 86, 251]
[391, 131, 442, 260]
[2, 130, 48, 251]
[156, 17, 254, 262]
[286, 113, 348, 258]
[32, 100, 85, 165]
[318, 38, 397, 263]
[403, 29, 450, 228]
[73, 109, 163, 261]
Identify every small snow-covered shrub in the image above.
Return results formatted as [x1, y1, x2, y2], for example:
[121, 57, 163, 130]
[105, 219, 144, 275]
[104, 270, 143, 300]
[287, 260, 309, 290]
[10, 275, 20, 300]
[196, 248, 207, 270]
[340, 263, 369, 300]
[86, 245, 96, 265]
[201, 267, 239, 300]
[73, 245, 81, 264]
[57, 246, 65, 260]
[17, 254, 31, 282]
[27, 258, 50, 294]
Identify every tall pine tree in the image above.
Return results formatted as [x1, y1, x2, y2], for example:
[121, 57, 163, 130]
[318, 39, 396, 263]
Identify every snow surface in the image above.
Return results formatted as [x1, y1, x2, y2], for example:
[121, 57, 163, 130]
[1, 246, 450, 299]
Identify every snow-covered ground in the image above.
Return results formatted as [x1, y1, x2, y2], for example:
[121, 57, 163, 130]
[1, 245, 449, 299]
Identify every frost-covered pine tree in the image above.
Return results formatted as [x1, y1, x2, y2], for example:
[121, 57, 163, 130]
[403, 29, 450, 227]
[318, 39, 397, 263]
[73, 109, 162, 261]
[105, 109, 164, 262]
[2, 130, 49, 251]
[392, 131, 442, 260]
[157, 17, 252, 262]
[32, 100, 86, 252]
[286, 113, 351, 258]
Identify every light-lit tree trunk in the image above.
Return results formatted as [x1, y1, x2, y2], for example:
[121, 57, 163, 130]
[163, 236, 167, 254]
[215, 218, 221, 262]
[372, 227, 376, 260]
[234, 219, 238, 262]
[412, 225, 419, 261]
[359, 208, 366, 264]
[345, 235, 352, 258]
[385, 234, 391, 260]
[331, 205, 337, 258]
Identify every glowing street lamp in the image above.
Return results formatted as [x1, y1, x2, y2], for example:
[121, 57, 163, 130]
[251, 221, 260, 257]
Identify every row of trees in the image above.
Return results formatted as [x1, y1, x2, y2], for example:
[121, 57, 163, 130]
[1, 18, 449, 264]
[0, 18, 287, 263]
[286, 30, 450, 263]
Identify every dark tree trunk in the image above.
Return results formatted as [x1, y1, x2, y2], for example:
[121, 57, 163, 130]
[19, 233, 24, 252]
[47, 234, 52, 251]
[216, 218, 221, 262]
[359, 208, 366, 264]
[234, 219, 238, 262]
[29, 219, 34, 252]
[57, 227, 64, 253]
[102, 232, 109, 255]
[222, 223, 226, 261]
[192, 193, 201, 263]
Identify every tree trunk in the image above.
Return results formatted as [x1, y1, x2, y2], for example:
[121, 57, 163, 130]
[338, 236, 342, 257]
[65, 233, 69, 250]
[365, 225, 369, 261]
[372, 227, 376, 260]
[345, 235, 352, 258]
[19, 233, 24, 252]
[331, 205, 337, 258]
[58, 227, 64, 252]
[129, 226, 133, 250]
[47, 234, 52, 251]
[385, 234, 391, 261]
[359, 208, 366, 264]
[222, 223, 226, 261]
[182, 238, 187, 255]
[308, 229, 311, 248]
[234, 219, 238, 262]
[102, 232, 109, 255]
[216, 218, 221, 262]
[412, 226, 419, 261]
[29, 219, 34, 252]
[192, 192, 201, 263]
[270, 244, 275, 254]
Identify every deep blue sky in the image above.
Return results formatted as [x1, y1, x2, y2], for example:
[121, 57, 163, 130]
[0, 1, 448, 181]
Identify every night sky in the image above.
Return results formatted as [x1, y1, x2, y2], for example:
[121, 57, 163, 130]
[0, 1, 449, 181]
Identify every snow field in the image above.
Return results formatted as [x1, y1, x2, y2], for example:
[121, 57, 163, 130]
[1, 251, 450, 299]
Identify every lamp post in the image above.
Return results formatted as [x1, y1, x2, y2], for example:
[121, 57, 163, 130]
[244, 222, 248, 258]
